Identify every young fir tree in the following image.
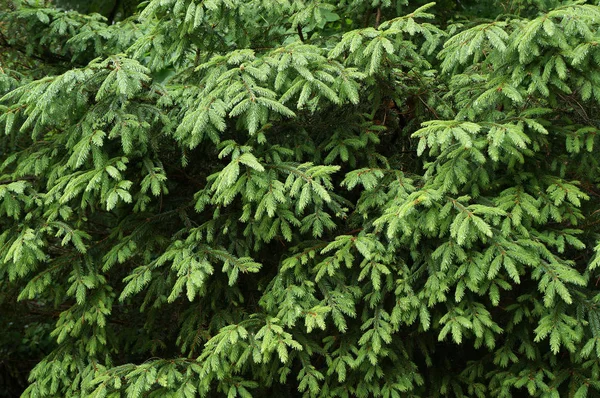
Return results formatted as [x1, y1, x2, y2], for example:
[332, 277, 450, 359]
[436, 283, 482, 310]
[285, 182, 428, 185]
[1, 0, 600, 396]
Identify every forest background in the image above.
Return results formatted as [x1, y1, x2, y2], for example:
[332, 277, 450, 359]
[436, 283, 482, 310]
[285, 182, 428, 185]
[2, 0, 600, 397]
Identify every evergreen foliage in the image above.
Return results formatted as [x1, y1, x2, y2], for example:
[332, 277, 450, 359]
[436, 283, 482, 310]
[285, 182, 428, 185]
[2, 0, 600, 396]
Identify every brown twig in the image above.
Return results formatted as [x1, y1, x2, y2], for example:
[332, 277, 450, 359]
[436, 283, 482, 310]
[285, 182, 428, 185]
[297, 24, 305, 42]
[375, 7, 382, 29]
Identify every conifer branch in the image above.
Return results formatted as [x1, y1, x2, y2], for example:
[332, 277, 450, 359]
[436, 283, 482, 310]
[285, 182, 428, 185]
[1, 1, 600, 396]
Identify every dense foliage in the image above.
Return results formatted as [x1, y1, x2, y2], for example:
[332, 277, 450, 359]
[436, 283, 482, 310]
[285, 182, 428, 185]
[2, 0, 600, 396]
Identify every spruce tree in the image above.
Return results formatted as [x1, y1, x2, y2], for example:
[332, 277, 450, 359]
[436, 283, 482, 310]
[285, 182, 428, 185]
[1, 0, 600, 396]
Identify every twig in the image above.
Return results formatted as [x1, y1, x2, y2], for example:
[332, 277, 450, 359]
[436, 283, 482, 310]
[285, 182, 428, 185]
[297, 24, 305, 42]
[108, 0, 123, 24]
[375, 7, 382, 29]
